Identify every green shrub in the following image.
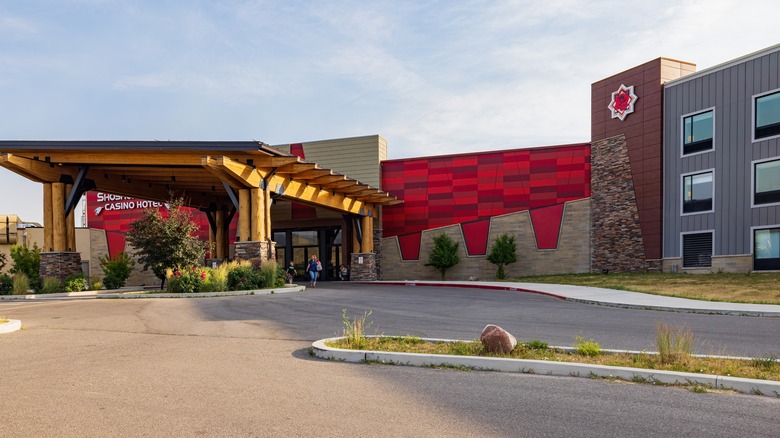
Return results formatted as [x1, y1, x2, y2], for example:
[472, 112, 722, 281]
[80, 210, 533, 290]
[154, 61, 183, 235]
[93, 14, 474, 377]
[10, 243, 41, 292]
[12, 273, 29, 295]
[64, 273, 88, 292]
[9, 243, 40, 278]
[227, 262, 262, 291]
[89, 280, 103, 291]
[41, 277, 63, 294]
[100, 252, 135, 290]
[166, 266, 207, 293]
[656, 321, 694, 365]
[0, 273, 12, 295]
[574, 336, 600, 357]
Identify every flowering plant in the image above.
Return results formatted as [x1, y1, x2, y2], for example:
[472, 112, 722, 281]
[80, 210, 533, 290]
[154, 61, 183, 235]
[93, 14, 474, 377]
[167, 266, 208, 293]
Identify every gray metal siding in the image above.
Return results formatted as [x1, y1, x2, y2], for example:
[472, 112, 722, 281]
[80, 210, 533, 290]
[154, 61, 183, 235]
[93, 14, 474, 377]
[663, 47, 780, 258]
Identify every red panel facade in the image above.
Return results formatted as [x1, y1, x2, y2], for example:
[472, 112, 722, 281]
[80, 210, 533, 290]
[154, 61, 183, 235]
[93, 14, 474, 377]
[382, 144, 591, 241]
[86, 191, 229, 258]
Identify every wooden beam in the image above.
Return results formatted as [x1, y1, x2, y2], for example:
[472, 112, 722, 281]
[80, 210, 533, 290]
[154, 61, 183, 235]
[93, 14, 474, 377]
[33, 152, 209, 166]
[0, 153, 78, 183]
[291, 169, 332, 180]
[266, 174, 376, 216]
[307, 175, 347, 185]
[274, 163, 318, 174]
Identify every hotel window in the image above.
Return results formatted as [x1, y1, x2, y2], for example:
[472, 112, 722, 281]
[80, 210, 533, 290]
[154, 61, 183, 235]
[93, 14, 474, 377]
[754, 228, 780, 271]
[755, 91, 780, 140]
[683, 110, 713, 155]
[682, 232, 712, 268]
[682, 171, 713, 214]
[754, 159, 780, 206]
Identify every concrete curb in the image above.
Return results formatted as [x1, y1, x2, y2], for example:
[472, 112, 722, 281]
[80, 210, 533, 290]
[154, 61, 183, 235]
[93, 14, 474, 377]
[96, 285, 307, 299]
[0, 285, 306, 300]
[360, 281, 780, 317]
[0, 319, 22, 334]
[311, 337, 780, 398]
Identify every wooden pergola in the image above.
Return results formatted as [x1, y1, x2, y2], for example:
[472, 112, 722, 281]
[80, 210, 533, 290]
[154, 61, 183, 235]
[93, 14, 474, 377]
[0, 141, 401, 265]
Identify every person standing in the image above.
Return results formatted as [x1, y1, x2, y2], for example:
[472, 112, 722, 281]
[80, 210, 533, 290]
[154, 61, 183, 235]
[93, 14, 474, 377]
[307, 255, 319, 287]
[286, 260, 297, 285]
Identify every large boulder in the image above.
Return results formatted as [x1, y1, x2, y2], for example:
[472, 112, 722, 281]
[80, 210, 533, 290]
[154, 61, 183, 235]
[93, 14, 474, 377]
[480, 324, 517, 354]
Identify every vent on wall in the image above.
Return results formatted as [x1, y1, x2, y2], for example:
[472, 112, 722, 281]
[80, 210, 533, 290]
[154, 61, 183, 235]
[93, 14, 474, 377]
[682, 232, 712, 268]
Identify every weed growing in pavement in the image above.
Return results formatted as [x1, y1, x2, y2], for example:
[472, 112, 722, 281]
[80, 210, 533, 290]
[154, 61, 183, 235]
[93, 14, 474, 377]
[751, 353, 779, 371]
[573, 336, 601, 357]
[341, 308, 373, 350]
[656, 321, 694, 365]
[525, 340, 549, 351]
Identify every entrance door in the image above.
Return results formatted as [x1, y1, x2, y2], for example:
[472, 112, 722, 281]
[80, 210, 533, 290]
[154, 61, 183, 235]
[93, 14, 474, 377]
[275, 227, 343, 281]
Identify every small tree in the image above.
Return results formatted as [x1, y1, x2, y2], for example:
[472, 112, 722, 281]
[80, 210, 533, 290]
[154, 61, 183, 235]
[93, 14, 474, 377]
[125, 197, 206, 289]
[0, 252, 7, 271]
[425, 234, 460, 280]
[99, 252, 135, 289]
[10, 243, 42, 293]
[487, 234, 518, 280]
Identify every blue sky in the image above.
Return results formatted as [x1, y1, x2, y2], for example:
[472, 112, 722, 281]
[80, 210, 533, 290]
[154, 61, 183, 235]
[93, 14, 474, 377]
[1, 0, 779, 223]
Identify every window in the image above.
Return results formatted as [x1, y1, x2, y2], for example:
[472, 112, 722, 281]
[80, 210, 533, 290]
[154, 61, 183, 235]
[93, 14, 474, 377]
[683, 232, 712, 268]
[754, 228, 780, 271]
[755, 91, 780, 140]
[682, 171, 713, 214]
[683, 110, 713, 155]
[754, 159, 780, 206]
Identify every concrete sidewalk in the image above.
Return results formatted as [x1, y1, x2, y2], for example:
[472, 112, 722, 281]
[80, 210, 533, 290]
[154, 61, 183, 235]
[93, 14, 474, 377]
[368, 281, 780, 317]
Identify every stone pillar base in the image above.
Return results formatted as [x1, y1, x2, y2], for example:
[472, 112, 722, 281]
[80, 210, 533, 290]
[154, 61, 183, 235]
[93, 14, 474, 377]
[40, 252, 82, 282]
[350, 253, 377, 281]
[234, 241, 276, 263]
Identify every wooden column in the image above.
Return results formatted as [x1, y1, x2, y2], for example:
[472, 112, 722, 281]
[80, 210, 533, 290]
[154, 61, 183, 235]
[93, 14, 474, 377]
[361, 215, 373, 253]
[250, 188, 265, 241]
[43, 183, 53, 251]
[263, 189, 272, 240]
[51, 182, 66, 251]
[65, 184, 76, 251]
[239, 189, 250, 242]
[215, 210, 226, 259]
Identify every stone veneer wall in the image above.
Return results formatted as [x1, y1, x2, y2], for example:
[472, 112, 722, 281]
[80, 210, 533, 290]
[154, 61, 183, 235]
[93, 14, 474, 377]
[590, 134, 651, 272]
[381, 199, 591, 280]
[373, 226, 382, 280]
[40, 252, 82, 282]
[234, 240, 276, 263]
[350, 253, 377, 280]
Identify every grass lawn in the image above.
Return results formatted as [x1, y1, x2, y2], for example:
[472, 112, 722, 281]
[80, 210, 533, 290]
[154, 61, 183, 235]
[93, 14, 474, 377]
[511, 272, 780, 305]
[326, 336, 780, 383]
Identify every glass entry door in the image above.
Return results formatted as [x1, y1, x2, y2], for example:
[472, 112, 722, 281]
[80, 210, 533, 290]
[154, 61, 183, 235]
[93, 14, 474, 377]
[274, 227, 343, 281]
